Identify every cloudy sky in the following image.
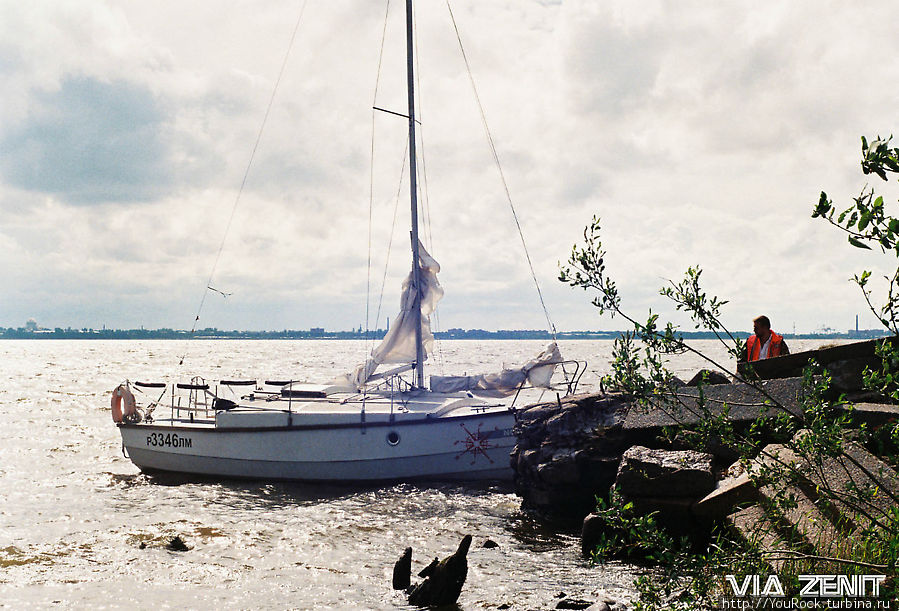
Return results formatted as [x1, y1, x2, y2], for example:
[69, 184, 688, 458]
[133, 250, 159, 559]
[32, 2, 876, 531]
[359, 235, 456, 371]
[1, 0, 898, 334]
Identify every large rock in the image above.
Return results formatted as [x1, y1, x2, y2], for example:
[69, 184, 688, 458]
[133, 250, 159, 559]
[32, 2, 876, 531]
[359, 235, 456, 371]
[512, 393, 629, 520]
[407, 535, 472, 607]
[615, 446, 715, 498]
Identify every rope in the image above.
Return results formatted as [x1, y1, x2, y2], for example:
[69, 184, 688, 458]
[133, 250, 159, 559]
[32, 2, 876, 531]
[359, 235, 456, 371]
[367, 0, 393, 360]
[445, 0, 557, 341]
[374, 142, 410, 333]
[179, 0, 309, 366]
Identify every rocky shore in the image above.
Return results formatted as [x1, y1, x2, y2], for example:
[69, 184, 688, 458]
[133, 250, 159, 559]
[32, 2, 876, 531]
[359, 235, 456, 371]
[509, 338, 899, 605]
[513, 339, 898, 523]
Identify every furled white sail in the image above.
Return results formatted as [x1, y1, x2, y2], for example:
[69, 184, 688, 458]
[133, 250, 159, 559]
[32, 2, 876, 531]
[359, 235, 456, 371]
[333, 242, 443, 390]
[429, 342, 562, 397]
[372, 242, 443, 364]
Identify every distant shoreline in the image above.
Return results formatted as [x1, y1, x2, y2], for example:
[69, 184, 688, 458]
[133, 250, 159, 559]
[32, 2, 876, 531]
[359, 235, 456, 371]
[0, 327, 889, 341]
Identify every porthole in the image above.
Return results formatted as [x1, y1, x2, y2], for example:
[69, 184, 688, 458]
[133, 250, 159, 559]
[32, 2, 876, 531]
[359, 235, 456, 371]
[386, 431, 400, 446]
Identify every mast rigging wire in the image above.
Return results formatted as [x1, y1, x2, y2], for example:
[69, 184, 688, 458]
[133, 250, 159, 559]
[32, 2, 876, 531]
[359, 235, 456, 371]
[445, 0, 558, 340]
[179, 0, 309, 366]
[366, 0, 394, 358]
[374, 142, 410, 335]
[412, 0, 444, 373]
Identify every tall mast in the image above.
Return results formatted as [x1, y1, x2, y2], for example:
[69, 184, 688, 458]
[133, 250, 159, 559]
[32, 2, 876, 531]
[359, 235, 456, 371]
[406, 0, 425, 388]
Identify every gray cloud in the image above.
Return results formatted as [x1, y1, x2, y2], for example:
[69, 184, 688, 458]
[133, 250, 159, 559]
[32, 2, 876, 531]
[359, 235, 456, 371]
[0, 77, 173, 204]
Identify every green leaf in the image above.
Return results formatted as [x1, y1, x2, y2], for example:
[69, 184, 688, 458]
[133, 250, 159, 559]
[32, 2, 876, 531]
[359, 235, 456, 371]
[849, 236, 872, 249]
[813, 192, 832, 218]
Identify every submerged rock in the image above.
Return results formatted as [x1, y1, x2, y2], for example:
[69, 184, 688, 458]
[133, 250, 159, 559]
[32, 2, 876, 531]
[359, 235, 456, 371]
[166, 536, 189, 552]
[556, 598, 594, 610]
[407, 535, 472, 607]
[580, 513, 604, 558]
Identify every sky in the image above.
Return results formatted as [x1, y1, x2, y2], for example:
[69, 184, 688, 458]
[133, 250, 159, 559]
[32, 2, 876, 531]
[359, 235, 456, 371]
[2, 0, 899, 334]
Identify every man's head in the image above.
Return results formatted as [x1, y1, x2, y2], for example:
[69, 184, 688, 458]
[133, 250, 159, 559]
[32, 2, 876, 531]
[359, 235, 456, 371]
[753, 315, 771, 339]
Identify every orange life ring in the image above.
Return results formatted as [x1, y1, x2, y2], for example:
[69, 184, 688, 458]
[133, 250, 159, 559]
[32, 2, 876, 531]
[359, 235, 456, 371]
[111, 384, 137, 423]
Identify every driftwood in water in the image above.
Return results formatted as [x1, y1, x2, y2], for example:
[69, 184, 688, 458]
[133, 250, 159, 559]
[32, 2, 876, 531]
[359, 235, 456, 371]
[406, 535, 472, 607]
[392, 547, 412, 590]
[418, 557, 439, 578]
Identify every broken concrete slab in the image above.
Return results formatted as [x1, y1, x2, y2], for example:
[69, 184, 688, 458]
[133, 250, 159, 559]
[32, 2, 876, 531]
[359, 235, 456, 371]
[511, 376, 893, 522]
[726, 505, 790, 573]
[757, 433, 899, 535]
[748, 443, 806, 479]
[692, 473, 757, 519]
[737, 337, 899, 392]
[843, 402, 899, 428]
[622, 377, 806, 433]
[842, 441, 899, 502]
[816, 440, 899, 533]
[615, 446, 715, 498]
[513, 379, 808, 521]
[744, 443, 849, 554]
[757, 481, 844, 556]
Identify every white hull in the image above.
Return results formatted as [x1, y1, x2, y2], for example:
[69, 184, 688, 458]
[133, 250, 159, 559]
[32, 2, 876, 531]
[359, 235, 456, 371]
[119, 408, 517, 482]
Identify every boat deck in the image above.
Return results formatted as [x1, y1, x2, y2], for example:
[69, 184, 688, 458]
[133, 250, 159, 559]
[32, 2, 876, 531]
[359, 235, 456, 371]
[135, 388, 539, 430]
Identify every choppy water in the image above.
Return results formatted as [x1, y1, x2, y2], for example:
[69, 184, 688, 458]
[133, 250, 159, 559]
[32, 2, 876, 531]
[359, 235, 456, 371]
[0, 338, 832, 609]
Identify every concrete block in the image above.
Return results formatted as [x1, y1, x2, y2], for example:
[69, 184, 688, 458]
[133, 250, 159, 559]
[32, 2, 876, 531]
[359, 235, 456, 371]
[692, 473, 757, 518]
[615, 446, 715, 498]
[726, 505, 790, 573]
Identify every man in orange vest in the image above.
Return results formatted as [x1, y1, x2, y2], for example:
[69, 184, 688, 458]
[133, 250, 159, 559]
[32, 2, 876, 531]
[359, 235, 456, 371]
[744, 315, 789, 362]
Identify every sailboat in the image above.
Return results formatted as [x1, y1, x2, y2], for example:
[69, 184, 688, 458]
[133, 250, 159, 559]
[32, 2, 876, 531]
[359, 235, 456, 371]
[112, 1, 584, 482]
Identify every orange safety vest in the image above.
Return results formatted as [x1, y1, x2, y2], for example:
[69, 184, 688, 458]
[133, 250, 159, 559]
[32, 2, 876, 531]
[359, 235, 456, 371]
[746, 331, 783, 362]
